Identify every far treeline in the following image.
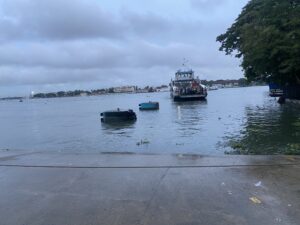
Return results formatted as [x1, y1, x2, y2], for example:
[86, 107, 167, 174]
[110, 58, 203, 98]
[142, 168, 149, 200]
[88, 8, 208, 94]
[217, 0, 300, 98]
[201, 78, 251, 86]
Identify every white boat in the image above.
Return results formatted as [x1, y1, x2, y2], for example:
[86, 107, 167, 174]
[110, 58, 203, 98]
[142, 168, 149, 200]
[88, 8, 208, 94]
[208, 85, 219, 91]
[170, 68, 207, 101]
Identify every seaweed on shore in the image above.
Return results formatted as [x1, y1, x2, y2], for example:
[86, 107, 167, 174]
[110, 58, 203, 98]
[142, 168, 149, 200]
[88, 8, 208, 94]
[225, 140, 300, 155]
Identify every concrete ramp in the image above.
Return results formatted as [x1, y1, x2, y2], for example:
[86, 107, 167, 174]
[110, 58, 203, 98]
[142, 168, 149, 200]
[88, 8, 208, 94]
[0, 150, 299, 225]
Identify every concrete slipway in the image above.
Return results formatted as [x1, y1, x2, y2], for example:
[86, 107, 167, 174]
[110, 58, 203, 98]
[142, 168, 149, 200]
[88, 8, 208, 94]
[0, 149, 299, 225]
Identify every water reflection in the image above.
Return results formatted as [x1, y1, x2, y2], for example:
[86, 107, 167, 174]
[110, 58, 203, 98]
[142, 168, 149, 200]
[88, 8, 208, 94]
[224, 100, 300, 155]
[173, 101, 208, 137]
[101, 120, 136, 136]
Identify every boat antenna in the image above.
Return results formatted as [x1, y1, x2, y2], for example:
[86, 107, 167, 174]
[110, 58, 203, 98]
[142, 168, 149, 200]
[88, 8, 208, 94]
[182, 58, 189, 67]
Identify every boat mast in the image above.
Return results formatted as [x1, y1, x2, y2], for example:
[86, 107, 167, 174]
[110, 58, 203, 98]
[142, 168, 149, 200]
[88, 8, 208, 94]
[182, 58, 189, 69]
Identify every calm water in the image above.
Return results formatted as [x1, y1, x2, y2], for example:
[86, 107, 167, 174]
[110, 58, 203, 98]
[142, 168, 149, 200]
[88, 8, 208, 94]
[1, 86, 299, 155]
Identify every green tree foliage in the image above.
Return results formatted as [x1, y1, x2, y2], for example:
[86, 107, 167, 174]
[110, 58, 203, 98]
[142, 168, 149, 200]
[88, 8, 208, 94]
[217, 0, 300, 85]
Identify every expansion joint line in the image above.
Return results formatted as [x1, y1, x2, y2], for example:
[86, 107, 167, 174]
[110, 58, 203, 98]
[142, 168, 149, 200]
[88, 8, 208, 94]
[137, 168, 170, 225]
[0, 164, 299, 169]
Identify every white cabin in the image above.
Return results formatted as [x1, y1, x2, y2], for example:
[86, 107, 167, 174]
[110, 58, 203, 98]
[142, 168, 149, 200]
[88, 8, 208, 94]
[175, 70, 195, 81]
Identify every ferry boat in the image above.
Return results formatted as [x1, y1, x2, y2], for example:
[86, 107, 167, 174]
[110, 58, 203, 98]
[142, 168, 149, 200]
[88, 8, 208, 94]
[170, 68, 207, 101]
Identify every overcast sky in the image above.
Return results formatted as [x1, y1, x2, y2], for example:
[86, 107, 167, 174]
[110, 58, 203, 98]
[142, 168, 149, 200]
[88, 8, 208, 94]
[0, 0, 249, 96]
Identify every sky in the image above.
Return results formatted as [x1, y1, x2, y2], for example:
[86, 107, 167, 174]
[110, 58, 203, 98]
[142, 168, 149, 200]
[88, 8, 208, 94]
[0, 0, 249, 97]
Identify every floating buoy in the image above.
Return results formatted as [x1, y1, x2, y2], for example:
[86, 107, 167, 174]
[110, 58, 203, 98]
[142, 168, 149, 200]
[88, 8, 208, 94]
[100, 109, 137, 123]
[139, 102, 159, 110]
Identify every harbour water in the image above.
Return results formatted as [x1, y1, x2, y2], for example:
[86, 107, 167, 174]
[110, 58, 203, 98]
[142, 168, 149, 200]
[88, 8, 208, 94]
[1, 86, 299, 155]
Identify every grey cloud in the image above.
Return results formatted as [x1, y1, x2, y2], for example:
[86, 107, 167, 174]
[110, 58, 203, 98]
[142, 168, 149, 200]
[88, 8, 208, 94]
[0, 40, 240, 86]
[0, 37, 241, 89]
[0, 41, 129, 69]
[122, 10, 172, 38]
[0, 0, 248, 96]
[0, 0, 124, 41]
[121, 10, 209, 45]
[0, 0, 207, 43]
[0, 40, 217, 71]
[130, 42, 195, 68]
[190, 0, 226, 11]
[0, 66, 104, 86]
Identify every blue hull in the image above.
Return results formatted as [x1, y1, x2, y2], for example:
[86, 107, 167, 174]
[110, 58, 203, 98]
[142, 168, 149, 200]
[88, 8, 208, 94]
[269, 83, 284, 97]
[139, 102, 159, 110]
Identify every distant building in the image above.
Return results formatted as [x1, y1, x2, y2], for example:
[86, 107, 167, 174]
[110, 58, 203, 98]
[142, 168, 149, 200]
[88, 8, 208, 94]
[224, 83, 234, 88]
[215, 84, 224, 88]
[80, 92, 88, 97]
[113, 86, 136, 93]
[156, 85, 169, 92]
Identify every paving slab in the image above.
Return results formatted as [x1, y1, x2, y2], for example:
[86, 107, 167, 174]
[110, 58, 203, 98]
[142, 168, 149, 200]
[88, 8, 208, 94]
[0, 150, 299, 225]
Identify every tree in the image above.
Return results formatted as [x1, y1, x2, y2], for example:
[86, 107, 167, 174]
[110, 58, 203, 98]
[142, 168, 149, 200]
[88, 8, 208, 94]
[108, 88, 114, 93]
[45, 93, 57, 98]
[217, 0, 300, 85]
[33, 93, 45, 98]
[57, 91, 65, 97]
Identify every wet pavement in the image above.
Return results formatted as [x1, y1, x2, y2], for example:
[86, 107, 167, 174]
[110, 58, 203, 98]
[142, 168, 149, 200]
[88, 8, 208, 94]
[0, 150, 300, 225]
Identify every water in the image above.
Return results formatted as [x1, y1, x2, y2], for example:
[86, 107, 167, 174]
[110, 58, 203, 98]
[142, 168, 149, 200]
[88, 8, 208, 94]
[1, 86, 299, 155]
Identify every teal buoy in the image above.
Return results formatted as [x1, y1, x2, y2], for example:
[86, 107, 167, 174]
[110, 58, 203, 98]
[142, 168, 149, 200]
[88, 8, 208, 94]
[139, 102, 159, 110]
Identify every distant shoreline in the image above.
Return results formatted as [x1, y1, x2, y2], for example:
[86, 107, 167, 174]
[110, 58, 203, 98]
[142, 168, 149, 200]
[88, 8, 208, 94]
[0, 79, 266, 100]
[0, 86, 267, 101]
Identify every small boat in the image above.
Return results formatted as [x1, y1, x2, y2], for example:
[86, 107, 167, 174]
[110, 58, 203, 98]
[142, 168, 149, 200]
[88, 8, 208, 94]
[100, 109, 137, 122]
[208, 85, 218, 91]
[139, 102, 159, 110]
[269, 83, 284, 97]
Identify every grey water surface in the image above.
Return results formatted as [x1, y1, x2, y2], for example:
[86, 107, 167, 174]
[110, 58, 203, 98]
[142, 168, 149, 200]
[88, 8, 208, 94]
[1, 86, 299, 155]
